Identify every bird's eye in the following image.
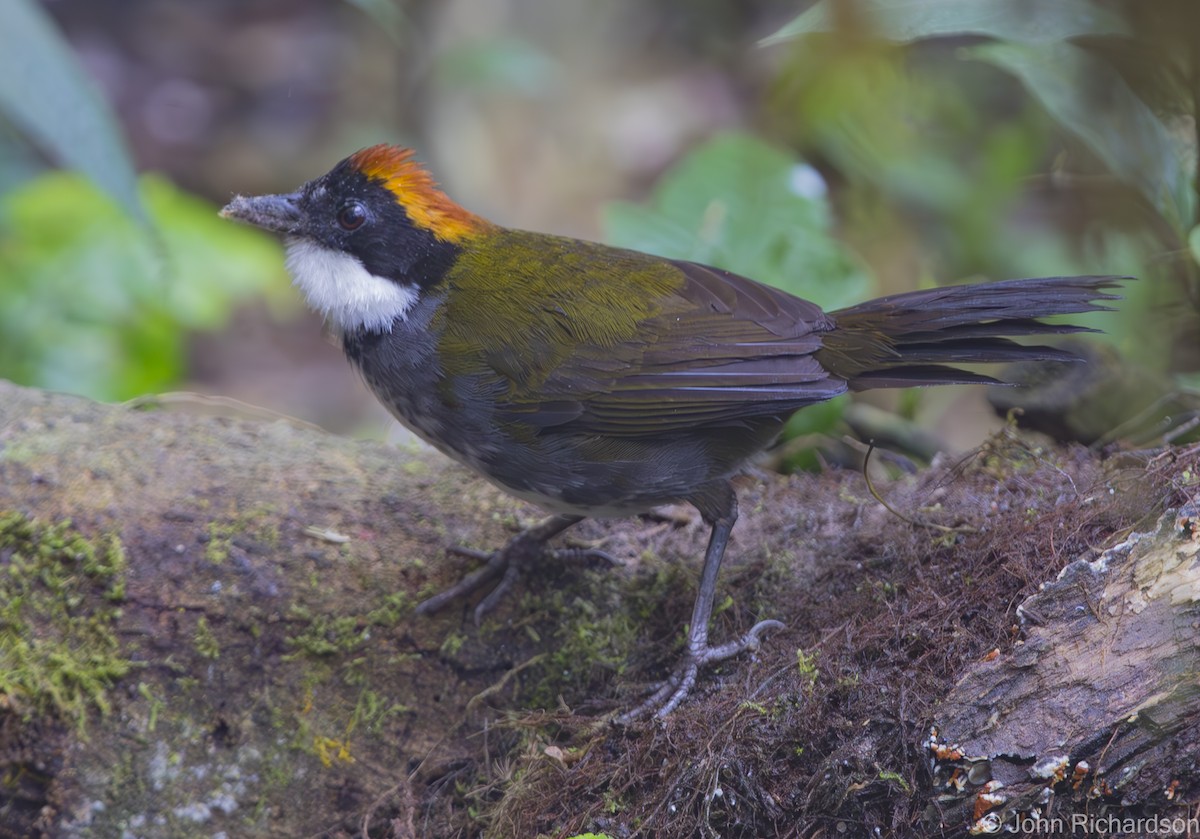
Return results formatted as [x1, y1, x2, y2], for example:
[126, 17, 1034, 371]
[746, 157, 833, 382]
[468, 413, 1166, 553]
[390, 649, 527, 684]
[337, 202, 367, 231]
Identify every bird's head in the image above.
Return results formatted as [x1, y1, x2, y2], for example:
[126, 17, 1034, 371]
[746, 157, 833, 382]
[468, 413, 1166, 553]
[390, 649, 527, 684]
[221, 145, 491, 334]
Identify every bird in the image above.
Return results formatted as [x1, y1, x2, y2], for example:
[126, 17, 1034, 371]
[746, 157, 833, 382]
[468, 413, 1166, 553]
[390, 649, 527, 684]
[220, 143, 1122, 721]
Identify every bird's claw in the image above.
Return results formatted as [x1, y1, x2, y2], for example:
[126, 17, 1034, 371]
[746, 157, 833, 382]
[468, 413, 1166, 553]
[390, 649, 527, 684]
[412, 547, 509, 620]
[615, 618, 785, 723]
[414, 536, 539, 624]
[414, 515, 611, 624]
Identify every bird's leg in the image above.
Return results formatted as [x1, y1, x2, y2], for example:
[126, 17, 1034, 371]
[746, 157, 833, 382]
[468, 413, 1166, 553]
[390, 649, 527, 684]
[415, 514, 616, 625]
[617, 484, 784, 723]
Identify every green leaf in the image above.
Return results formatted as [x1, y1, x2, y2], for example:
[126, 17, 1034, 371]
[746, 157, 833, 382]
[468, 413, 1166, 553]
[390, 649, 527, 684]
[0, 0, 144, 222]
[762, 0, 1130, 46]
[0, 172, 289, 400]
[602, 132, 870, 310]
[1189, 225, 1200, 266]
[966, 40, 1196, 235]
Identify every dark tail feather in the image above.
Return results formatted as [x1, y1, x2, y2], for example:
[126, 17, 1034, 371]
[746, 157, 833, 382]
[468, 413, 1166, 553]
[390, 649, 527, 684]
[816, 276, 1127, 391]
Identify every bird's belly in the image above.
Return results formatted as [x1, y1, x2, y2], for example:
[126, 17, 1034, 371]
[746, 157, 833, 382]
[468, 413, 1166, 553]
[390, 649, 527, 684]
[392, 409, 705, 515]
[369, 376, 728, 515]
[454, 428, 750, 517]
[493, 483, 653, 518]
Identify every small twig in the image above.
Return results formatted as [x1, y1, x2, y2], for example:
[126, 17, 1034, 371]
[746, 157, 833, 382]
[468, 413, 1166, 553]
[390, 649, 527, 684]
[122, 391, 326, 431]
[465, 653, 547, 714]
[1162, 414, 1200, 446]
[303, 525, 351, 544]
[862, 442, 978, 534]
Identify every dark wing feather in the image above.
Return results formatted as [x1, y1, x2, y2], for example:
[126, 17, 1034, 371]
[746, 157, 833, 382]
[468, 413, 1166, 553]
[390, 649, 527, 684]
[493, 260, 845, 437]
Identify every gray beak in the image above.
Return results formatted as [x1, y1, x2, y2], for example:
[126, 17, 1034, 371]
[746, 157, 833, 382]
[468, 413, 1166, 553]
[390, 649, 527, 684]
[220, 192, 303, 235]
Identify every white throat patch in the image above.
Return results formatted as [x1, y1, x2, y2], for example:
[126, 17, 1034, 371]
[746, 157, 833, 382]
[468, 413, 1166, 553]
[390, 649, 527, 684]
[283, 238, 417, 334]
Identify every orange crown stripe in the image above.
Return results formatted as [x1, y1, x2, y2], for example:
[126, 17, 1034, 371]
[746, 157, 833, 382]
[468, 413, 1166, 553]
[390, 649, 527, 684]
[349, 145, 491, 244]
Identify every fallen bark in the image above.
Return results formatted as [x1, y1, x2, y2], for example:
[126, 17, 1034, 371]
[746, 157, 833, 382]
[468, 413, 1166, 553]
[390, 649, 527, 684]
[929, 500, 1200, 834]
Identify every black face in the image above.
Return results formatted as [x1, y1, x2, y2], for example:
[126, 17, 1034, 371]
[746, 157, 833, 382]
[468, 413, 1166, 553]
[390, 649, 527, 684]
[223, 159, 460, 288]
[302, 161, 462, 286]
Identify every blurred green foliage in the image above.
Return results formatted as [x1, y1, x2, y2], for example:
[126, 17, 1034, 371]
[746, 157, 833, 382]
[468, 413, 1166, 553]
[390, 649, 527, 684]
[765, 0, 1197, 369]
[604, 133, 870, 310]
[0, 173, 288, 400]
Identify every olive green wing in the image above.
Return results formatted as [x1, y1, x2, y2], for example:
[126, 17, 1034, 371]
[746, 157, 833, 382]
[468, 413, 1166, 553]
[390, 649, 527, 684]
[481, 255, 847, 437]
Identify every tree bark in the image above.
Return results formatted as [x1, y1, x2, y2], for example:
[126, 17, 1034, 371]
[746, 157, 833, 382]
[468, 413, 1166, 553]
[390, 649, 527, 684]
[929, 501, 1200, 833]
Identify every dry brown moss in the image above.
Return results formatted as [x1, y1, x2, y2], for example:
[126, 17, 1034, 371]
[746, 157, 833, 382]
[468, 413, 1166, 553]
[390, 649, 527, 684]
[427, 434, 1197, 838]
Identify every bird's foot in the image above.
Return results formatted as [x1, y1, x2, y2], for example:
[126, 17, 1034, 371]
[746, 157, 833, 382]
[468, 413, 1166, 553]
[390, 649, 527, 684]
[414, 515, 617, 624]
[615, 618, 785, 724]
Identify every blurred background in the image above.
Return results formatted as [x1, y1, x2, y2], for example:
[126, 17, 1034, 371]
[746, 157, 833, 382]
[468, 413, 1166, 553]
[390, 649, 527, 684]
[1, 0, 1197, 461]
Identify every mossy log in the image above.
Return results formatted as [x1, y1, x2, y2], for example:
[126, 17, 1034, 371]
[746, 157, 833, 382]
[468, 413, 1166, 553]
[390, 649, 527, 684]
[0, 380, 1196, 838]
